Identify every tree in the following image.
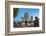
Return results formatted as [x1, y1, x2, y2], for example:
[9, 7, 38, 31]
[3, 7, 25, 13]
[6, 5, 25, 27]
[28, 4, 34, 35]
[13, 8, 19, 17]
[13, 8, 19, 27]
[13, 21, 17, 28]
[34, 16, 39, 27]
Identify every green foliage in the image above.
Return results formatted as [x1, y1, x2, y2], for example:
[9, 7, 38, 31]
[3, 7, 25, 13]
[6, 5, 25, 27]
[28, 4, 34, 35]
[13, 8, 19, 17]
[34, 16, 39, 27]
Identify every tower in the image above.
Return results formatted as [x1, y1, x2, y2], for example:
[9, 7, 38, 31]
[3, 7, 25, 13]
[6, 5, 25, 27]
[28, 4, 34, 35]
[31, 16, 33, 21]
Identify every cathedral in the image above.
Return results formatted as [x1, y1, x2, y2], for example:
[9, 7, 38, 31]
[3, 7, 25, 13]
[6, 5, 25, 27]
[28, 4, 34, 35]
[16, 12, 34, 27]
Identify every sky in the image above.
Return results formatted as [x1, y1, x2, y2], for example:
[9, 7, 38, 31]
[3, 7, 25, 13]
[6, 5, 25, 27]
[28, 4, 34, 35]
[14, 8, 39, 21]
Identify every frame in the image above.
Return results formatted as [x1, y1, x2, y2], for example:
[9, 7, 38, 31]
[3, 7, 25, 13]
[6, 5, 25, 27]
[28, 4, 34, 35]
[5, 1, 45, 36]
